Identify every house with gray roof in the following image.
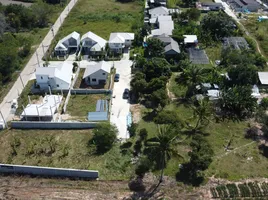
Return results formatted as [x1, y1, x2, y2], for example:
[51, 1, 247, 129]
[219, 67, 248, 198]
[83, 61, 111, 85]
[54, 32, 80, 56]
[81, 31, 107, 55]
[227, 0, 260, 12]
[196, 2, 224, 11]
[155, 34, 180, 56]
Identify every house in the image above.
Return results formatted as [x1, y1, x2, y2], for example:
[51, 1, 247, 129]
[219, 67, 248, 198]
[83, 61, 111, 85]
[150, 14, 172, 24]
[148, 6, 169, 18]
[21, 95, 63, 121]
[258, 72, 268, 86]
[155, 34, 180, 56]
[81, 31, 107, 55]
[54, 32, 80, 56]
[151, 20, 174, 36]
[183, 35, 198, 46]
[196, 2, 224, 12]
[35, 62, 73, 90]
[223, 37, 249, 50]
[108, 32, 135, 53]
[227, 0, 260, 12]
[148, 0, 167, 8]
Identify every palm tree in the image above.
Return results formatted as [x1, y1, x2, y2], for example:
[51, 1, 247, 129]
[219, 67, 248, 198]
[178, 64, 206, 97]
[144, 125, 183, 190]
[189, 98, 211, 133]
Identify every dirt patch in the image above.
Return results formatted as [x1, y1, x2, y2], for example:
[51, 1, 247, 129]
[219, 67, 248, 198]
[130, 104, 143, 123]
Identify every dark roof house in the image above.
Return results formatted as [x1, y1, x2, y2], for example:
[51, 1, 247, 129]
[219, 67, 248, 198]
[155, 34, 180, 56]
[223, 37, 249, 50]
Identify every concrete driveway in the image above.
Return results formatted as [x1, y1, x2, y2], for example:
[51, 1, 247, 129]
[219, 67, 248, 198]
[110, 53, 132, 139]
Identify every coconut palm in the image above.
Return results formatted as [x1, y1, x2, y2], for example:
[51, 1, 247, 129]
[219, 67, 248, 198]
[144, 125, 183, 190]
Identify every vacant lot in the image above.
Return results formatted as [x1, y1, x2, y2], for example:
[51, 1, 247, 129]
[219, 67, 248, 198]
[0, 129, 134, 180]
[52, 0, 142, 43]
[138, 101, 268, 181]
[242, 16, 268, 58]
[67, 94, 110, 116]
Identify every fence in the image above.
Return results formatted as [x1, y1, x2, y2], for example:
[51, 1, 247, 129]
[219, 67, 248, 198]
[0, 163, 98, 180]
[63, 89, 71, 113]
[32, 88, 112, 95]
[11, 121, 97, 129]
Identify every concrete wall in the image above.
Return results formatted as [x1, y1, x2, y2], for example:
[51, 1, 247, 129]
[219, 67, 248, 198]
[11, 121, 97, 129]
[0, 163, 98, 179]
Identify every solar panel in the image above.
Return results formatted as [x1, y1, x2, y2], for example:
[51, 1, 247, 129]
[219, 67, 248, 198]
[188, 48, 210, 65]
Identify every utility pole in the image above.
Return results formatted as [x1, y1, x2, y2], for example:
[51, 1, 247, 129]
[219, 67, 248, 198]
[19, 74, 25, 88]
[0, 111, 7, 129]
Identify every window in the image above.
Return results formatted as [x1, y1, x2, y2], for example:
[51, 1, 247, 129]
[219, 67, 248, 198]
[57, 84, 59, 87]
[102, 73, 106, 75]
[41, 76, 43, 79]
[92, 78, 96, 82]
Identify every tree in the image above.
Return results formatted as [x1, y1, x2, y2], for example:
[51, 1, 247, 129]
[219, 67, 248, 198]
[144, 58, 172, 81]
[130, 72, 147, 99]
[92, 123, 118, 154]
[182, 0, 198, 6]
[31, 2, 52, 28]
[189, 98, 211, 133]
[154, 110, 182, 125]
[144, 125, 183, 188]
[227, 64, 258, 86]
[0, 13, 6, 37]
[201, 12, 235, 40]
[144, 37, 165, 58]
[177, 64, 206, 97]
[176, 135, 213, 186]
[218, 86, 257, 119]
[147, 88, 169, 109]
[186, 8, 201, 21]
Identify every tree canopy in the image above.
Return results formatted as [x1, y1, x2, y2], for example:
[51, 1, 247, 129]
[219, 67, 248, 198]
[144, 37, 165, 58]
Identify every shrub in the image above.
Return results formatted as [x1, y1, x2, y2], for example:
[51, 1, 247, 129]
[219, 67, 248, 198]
[260, 98, 268, 109]
[128, 123, 138, 137]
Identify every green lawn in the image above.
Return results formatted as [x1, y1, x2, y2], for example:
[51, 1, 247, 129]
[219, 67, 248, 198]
[67, 94, 110, 117]
[0, 129, 134, 180]
[204, 43, 222, 64]
[169, 73, 187, 98]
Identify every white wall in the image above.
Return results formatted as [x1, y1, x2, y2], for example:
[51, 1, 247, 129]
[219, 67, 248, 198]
[86, 69, 108, 85]
[109, 42, 124, 50]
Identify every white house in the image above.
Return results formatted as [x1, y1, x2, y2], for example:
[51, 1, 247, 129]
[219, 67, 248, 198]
[83, 61, 111, 85]
[151, 20, 174, 36]
[81, 31, 107, 55]
[258, 72, 268, 86]
[54, 32, 80, 56]
[148, 6, 169, 18]
[36, 62, 73, 90]
[108, 32, 135, 53]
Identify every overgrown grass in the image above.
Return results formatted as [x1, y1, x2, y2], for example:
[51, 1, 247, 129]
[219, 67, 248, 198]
[0, 129, 134, 180]
[167, 0, 179, 8]
[169, 73, 187, 98]
[67, 94, 110, 116]
[204, 43, 222, 64]
[242, 16, 268, 58]
[137, 100, 267, 180]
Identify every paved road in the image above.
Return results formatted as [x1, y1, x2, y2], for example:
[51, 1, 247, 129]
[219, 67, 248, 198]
[110, 53, 132, 139]
[0, 0, 77, 125]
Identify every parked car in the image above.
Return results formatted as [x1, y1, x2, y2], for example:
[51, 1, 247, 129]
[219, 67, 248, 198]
[114, 73, 120, 82]
[123, 88, 130, 99]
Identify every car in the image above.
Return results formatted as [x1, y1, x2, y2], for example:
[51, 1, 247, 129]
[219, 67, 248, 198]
[123, 88, 130, 99]
[114, 73, 120, 82]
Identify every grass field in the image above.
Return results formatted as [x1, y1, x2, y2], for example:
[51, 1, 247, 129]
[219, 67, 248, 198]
[137, 99, 268, 181]
[242, 16, 268, 58]
[67, 94, 110, 116]
[53, 0, 143, 43]
[0, 129, 134, 180]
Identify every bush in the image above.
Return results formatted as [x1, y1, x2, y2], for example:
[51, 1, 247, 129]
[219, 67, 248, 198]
[139, 128, 148, 141]
[92, 123, 118, 154]
[260, 98, 268, 109]
[128, 123, 138, 137]
[135, 157, 151, 178]
[128, 177, 145, 192]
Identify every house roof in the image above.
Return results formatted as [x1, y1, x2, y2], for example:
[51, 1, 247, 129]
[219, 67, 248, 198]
[109, 32, 135, 43]
[258, 72, 268, 85]
[155, 34, 172, 44]
[156, 15, 172, 22]
[223, 37, 249, 50]
[55, 31, 80, 50]
[165, 39, 180, 54]
[148, 6, 169, 15]
[81, 31, 107, 49]
[83, 61, 111, 78]
[183, 35, 198, 44]
[152, 21, 174, 36]
[36, 62, 73, 85]
[201, 2, 223, 7]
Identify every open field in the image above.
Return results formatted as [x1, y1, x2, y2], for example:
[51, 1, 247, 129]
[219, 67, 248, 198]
[67, 94, 110, 116]
[0, 129, 134, 180]
[52, 0, 143, 43]
[137, 100, 268, 181]
[241, 16, 268, 58]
